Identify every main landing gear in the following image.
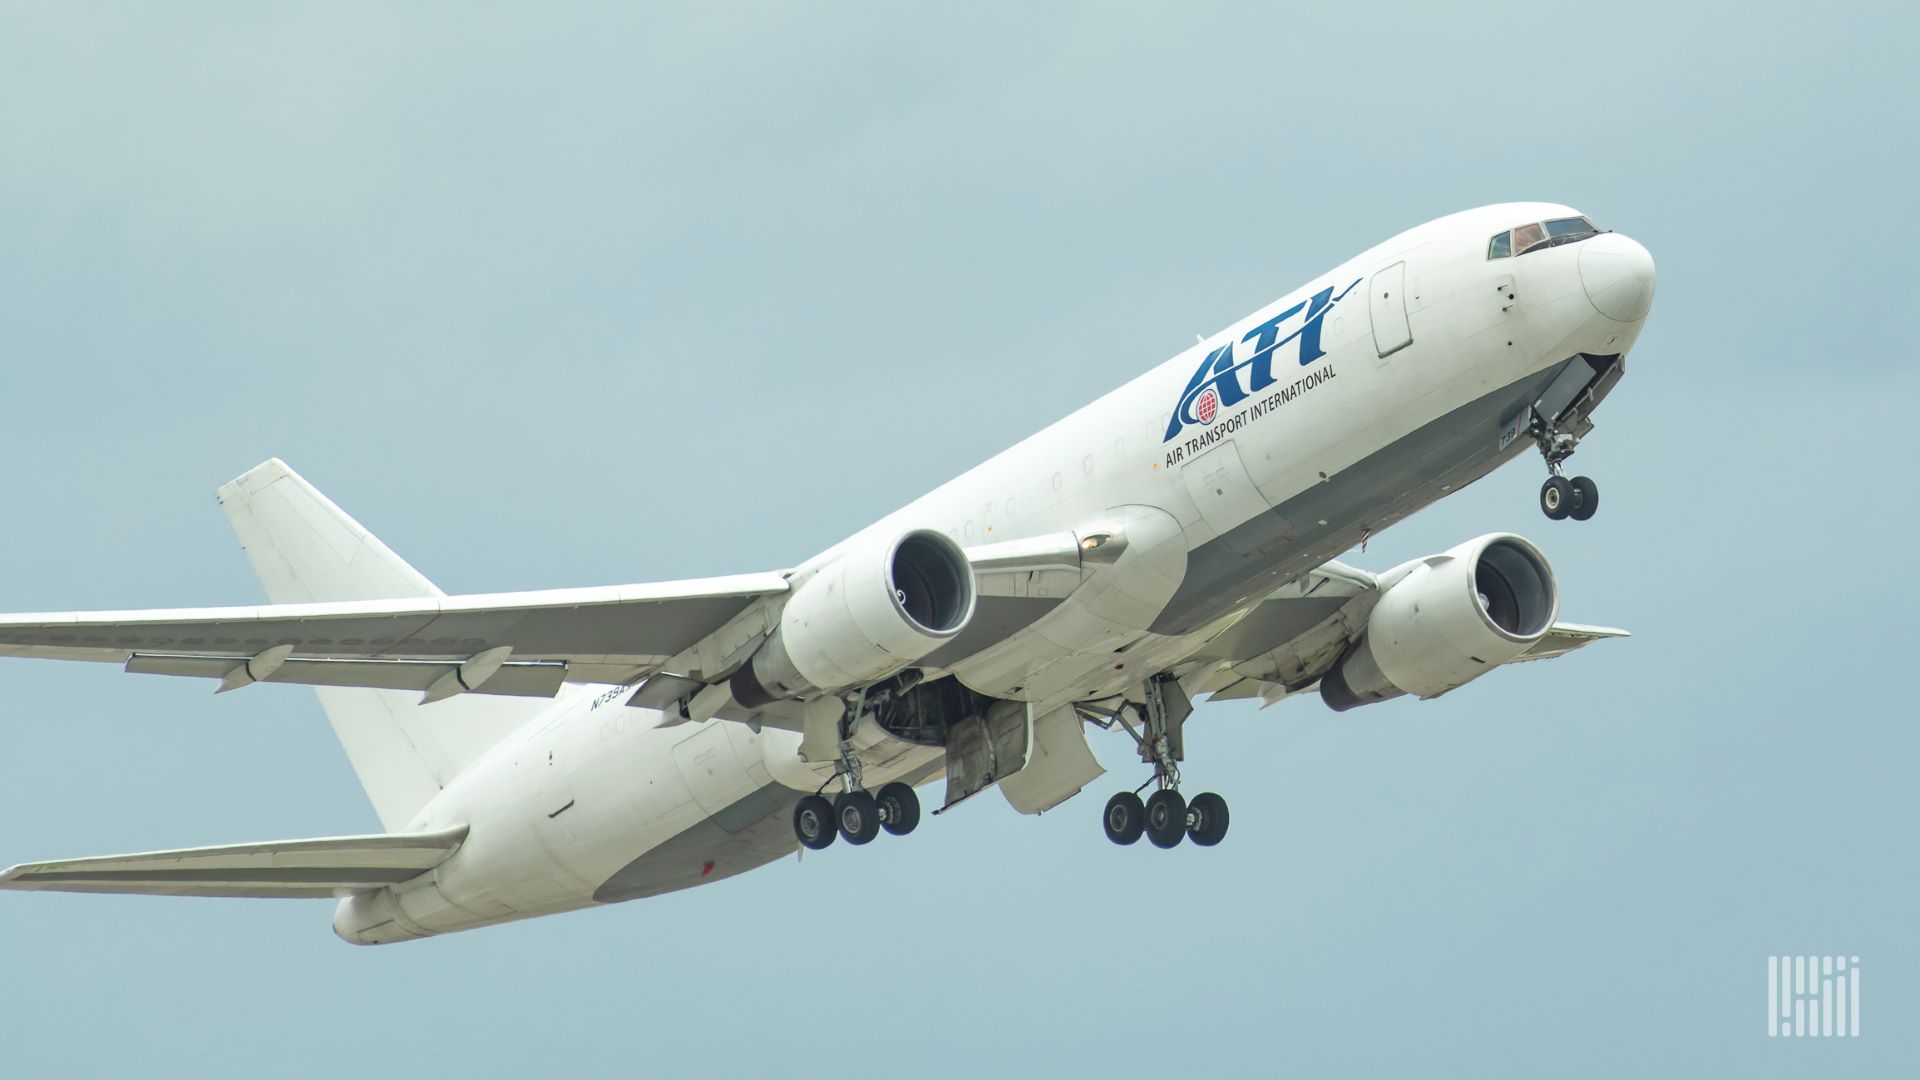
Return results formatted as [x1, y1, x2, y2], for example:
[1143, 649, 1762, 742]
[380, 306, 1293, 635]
[793, 781, 920, 850]
[1081, 675, 1231, 850]
[1529, 409, 1599, 522]
[792, 689, 924, 851]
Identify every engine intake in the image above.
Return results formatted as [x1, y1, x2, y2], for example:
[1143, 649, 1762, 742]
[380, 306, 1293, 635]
[732, 529, 976, 707]
[1320, 534, 1557, 712]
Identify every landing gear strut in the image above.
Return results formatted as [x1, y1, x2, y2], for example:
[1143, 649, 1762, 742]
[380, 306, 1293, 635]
[1081, 674, 1231, 849]
[791, 696, 922, 850]
[1530, 409, 1599, 522]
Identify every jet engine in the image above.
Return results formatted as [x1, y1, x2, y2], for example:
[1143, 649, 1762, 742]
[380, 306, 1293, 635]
[731, 528, 976, 707]
[1320, 534, 1557, 712]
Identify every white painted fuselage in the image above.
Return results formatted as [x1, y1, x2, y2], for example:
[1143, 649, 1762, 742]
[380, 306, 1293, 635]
[335, 202, 1653, 944]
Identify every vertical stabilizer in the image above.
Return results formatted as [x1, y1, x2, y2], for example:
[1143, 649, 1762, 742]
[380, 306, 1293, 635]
[217, 459, 546, 831]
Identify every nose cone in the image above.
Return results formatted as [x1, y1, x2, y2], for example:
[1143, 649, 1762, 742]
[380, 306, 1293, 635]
[1579, 232, 1655, 322]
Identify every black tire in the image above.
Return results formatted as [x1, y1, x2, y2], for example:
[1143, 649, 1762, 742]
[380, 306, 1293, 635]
[1568, 476, 1599, 521]
[794, 794, 836, 850]
[835, 790, 881, 845]
[1187, 792, 1230, 847]
[1540, 476, 1573, 520]
[876, 781, 921, 837]
[1103, 792, 1145, 845]
[1145, 789, 1187, 849]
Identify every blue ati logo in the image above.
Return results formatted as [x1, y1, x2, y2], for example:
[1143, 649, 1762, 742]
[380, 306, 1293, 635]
[1164, 278, 1361, 442]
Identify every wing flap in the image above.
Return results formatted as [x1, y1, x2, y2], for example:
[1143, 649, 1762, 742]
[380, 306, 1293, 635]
[125, 653, 570, 698]
[0, 826, 469, 899]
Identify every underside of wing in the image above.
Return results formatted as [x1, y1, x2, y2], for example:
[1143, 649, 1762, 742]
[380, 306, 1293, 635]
[1177, 559, 1629, 708]
[0, 826, 468, 899]
[1178, 560, 1379, 702]
[0, 573, 789, 696]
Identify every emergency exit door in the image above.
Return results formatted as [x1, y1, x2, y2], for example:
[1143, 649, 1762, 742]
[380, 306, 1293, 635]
[1370, 261, 1413, 358]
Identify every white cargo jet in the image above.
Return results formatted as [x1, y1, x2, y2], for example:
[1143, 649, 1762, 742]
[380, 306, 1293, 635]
[0, 203, 1652, 943]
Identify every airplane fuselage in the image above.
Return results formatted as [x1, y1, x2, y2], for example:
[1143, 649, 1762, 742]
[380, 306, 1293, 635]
[331, 202, 1653, 944]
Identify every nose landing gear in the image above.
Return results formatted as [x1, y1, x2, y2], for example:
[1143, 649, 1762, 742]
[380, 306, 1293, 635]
[1082, 675, 1231, 849]
[1530, 410, 1600, 522]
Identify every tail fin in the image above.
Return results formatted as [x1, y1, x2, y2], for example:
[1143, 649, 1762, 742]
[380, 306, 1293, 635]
[218, 459, 548, 831]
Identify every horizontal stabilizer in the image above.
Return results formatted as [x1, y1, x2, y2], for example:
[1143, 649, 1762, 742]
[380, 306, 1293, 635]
[0, 825, 467, 899]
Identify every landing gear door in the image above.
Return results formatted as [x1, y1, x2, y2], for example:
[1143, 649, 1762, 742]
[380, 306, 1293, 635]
[1369, 261, 1412, 359]
[942, 700, 1031, 810]
[1000, 705, 1104, 815]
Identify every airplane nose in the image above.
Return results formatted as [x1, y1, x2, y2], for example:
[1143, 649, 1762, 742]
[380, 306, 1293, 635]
[1579, 232, 1655, 322]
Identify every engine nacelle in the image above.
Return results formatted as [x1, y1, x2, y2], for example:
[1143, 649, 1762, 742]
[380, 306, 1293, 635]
[1320, 534, 1558, 712]
[731, 528, 976, 707]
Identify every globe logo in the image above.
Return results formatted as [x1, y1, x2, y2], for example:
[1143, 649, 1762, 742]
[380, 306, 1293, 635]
[1196, 387, 1219, 424]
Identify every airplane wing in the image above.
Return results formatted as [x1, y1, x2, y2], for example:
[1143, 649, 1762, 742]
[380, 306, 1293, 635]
[1506, 622, 1632, 662]
[0, 826, 468, 899]
[0, 574, 789, 697]
[1178, 561, 1628, 706]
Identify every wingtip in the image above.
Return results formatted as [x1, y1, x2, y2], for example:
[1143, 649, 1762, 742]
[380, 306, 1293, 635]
[217, 458, 296, 503]
[1556, 622, 1631, 639]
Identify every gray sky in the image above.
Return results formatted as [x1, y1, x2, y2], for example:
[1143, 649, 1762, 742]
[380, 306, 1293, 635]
[0, 3, 1913, 1076]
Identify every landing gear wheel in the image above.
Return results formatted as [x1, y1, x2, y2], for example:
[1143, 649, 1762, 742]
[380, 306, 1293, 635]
[1144, 789, 1188, 849]
[835, 790, 881, 845]
[1540, 476, 1573, 520]
[1103, 792, 1145, 845]
[875, 782, 921, 837]
[1568, 476, 1599, 521]
[794, 794, 836, 850]
[1186, 792, 1230, 847]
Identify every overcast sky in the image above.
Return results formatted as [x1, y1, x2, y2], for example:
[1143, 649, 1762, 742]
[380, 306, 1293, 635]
[1, 3, 1913, 1076]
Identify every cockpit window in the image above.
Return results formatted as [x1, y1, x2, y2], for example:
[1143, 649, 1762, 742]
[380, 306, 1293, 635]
[1487, 216, 1605, 259]
[1545, 216, 1597, 239]
[1510, 222, 1546, 255]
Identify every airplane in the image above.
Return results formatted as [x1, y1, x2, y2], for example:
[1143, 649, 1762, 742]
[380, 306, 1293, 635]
[0, 202, 1653, 944]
